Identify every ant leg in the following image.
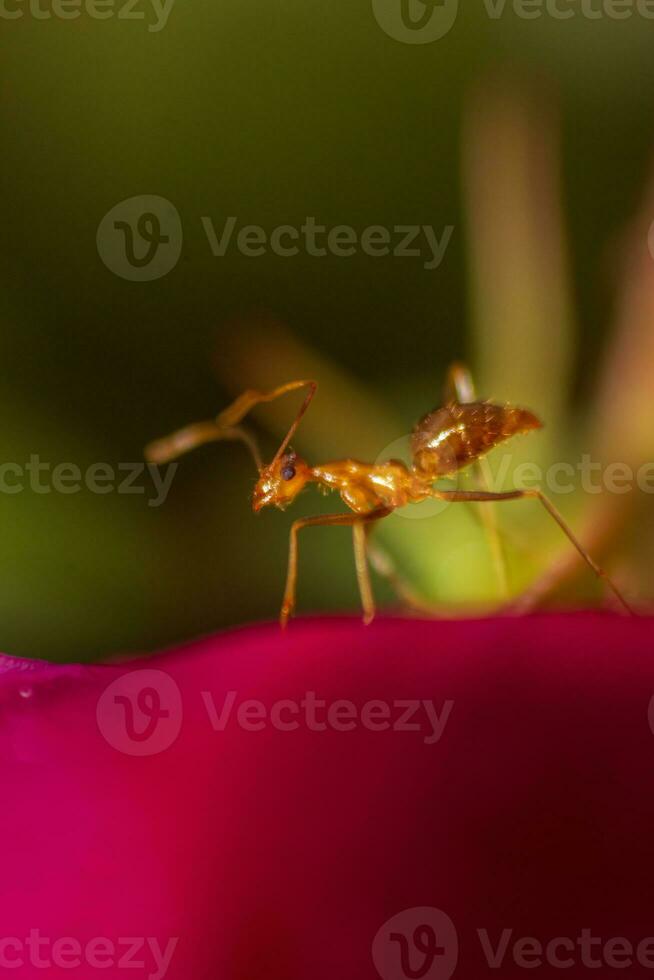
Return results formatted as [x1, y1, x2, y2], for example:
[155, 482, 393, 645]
[281, 507, 392, 628]
[352, 522, 375, 625]
[442, 363, 509, 598]
[431, 488, 634, 615]
[146, 421, 262, 469]
[145, 379, 317, 471]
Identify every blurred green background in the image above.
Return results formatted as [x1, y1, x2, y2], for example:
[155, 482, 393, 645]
[2, 0, 654, 660]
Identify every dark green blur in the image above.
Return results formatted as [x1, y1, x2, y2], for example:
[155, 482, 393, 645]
[2, 1, 654, 659]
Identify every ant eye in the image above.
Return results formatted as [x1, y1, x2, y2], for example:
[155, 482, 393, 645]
[281, 464, 296, 481]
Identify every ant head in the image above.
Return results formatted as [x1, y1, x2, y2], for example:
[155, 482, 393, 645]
[252, 449, 311, 512]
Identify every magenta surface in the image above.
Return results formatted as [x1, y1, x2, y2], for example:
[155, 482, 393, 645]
[1, 614, 654, 978]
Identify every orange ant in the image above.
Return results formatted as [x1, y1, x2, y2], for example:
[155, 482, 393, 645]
[145, 364, 633, 626]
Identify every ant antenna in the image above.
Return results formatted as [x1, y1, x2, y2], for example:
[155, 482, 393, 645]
[269, 381, 317, 467]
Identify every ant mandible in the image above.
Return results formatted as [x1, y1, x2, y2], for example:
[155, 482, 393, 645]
[145, 363, 633, 626]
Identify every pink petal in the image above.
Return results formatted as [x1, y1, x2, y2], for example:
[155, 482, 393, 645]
[1, 614, 654, 978]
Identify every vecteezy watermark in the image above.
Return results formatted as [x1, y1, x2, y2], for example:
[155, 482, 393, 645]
[373, 433, 654, 521]
[97, 670, 184, 756]
[477, 928, 654, 970]
[97, 195, 454, 281]
[372, 907, 459, 980]
[202, 691, 454, 745]
[373, 910, 654, 978]
[97, 670, 454, 756]
[372, 0, 460, 43]
[482, 0, 654, 22]
[477, 453, 654, 497]
[97, 196, 183, 281]
[647, 694, 654, 737]
[0, 0, 175, 30]
[0, 932, 178, 978]
[372, 0, 654, 44]
[201, 216, 453, 271]
[0, 457, 177, 507]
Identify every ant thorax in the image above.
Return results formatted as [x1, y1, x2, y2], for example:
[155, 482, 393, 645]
[311, 459, 420, 514]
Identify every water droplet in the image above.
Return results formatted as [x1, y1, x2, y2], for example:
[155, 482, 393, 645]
[18, 686, 33, 700]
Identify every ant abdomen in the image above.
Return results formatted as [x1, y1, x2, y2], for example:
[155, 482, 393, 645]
[410, 401, 542, 480]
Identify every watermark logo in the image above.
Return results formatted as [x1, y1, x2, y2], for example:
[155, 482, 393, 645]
[484, 0, 654, 24]
[97, 195, 182, 282]
[202, 691, 453, 745]
[374, 912, 654, 974]
[477, 927, 654, 969]
[97, 670, 183, 756]
[372, 907, 459, 980]
[0, 456, 176, 507]
[98, 199, 454, 281]
[0, 932, 178, 979]
[201, 216, 453, 270]
[0, 0, 175, 30]
[371, 0, 459, 43]
[372, 0, 654, 42]
[648, 694, 654, 737]
[370, 442, 654, 522]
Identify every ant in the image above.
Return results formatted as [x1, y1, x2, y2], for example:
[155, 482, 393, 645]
[145, 364, 633, 626]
